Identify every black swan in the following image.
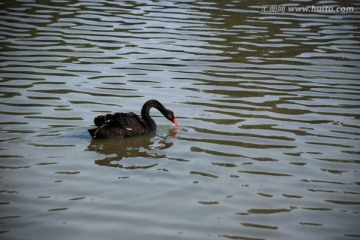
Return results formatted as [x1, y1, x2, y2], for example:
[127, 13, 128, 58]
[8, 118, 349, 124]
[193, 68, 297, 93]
[88, 99, 178, 138]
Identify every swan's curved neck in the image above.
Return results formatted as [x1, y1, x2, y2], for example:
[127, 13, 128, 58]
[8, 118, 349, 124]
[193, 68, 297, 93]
[141, 99, 167, 129]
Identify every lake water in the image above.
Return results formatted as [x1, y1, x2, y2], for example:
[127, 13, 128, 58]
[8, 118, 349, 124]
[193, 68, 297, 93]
[1, 0, 360, 239]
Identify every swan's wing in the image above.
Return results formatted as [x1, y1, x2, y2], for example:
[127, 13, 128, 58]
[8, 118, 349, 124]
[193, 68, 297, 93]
[90, 112, 149, 138]
[119, 112, 147, 131]
[94, 114, 107, 127]
[97, 112, 144, 129]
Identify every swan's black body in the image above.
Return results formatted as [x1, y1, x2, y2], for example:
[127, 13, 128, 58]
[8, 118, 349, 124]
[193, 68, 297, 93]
[88, 99, 178, 138]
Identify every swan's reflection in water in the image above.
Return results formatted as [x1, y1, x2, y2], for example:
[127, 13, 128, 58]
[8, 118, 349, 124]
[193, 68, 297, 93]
[87, 127, 178, 169]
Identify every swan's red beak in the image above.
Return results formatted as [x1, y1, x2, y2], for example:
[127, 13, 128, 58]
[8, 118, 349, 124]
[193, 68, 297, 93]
[173, 116, 179, 125]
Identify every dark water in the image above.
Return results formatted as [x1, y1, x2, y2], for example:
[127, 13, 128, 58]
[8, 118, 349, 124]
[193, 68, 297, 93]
[1, 0, 360, 239]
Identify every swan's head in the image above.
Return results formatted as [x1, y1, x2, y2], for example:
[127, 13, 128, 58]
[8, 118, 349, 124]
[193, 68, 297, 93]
[166, 110, 178, 125]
